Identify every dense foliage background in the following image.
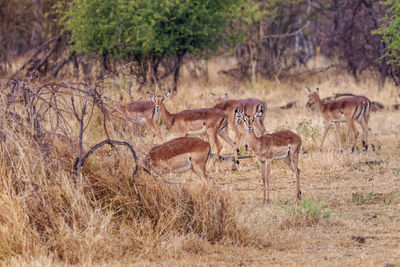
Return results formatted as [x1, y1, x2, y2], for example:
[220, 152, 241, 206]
[1, 0, 399, 86]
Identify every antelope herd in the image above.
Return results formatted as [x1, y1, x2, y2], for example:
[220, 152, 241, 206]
[107, 87, 372, 204]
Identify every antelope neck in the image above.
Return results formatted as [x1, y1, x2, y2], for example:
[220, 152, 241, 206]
[314, 94, 325, 112]
[244, 128, 259, 151]
[159, 102, 175, 127]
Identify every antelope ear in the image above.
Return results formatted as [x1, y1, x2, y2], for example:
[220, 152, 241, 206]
[306, 87, 311, 94]
[234, 107, 243, 117]
[162, 91, 170, 101]
[234, 107, 244, 124]
[147, 91, 156, 102]
[255, 104, 264, 117]
[252, 112, 259, 121]
[315, 88, 319, 93]
[210, 92, 219, 103]
[223, 93, 228, 100]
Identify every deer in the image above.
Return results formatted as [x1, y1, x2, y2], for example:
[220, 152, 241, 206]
[104, 96, 162, 138]
[212, 93, 267, 154]
[235, 107, 302, 204]
[305, 87, 371, 151]
[148, 91, 237, 166]
[144, 136, 211, 179]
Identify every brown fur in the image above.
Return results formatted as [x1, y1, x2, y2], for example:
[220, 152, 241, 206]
[122, 100, 155, 114]
[145, 136, 211, 179]
[306, 88, 371, 151]
[149, 92, 235, 160]
[236, 110, 302, 204]
[108, 99, 161, 138]
[213, 95, 267, 153]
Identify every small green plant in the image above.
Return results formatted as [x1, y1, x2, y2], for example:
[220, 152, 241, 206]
[351, 191, 399, 205]
[392, 168, 399, 176]
[280, 198, 333, 220]
[296, 119, 319, 141]
[352, 191, 366, 205]
[366, 161, 374, 169]
[384, 190, 399, 205]
[297, 198, 333, 219]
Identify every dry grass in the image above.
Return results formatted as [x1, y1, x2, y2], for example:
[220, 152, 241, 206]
[1, 58, 400, 266]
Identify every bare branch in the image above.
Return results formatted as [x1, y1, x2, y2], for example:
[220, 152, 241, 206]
[73, 139, 138, 185]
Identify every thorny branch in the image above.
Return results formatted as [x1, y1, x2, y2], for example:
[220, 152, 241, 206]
[1, 76, 141, 183]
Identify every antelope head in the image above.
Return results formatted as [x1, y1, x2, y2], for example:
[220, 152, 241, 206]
[148, 91, 170, 112]
[305, 87, 320, 108]
[211, 92, 227, 104]
[235, 107, 261, 131]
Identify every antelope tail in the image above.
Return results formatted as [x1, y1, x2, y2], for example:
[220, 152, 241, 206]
[364, 100, 370, 124]
[217, 117, 229, 133]
[353, 100, 371, 123]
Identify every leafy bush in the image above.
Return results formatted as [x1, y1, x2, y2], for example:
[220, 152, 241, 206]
[374, 0, 400, 66]
[60, 0, 249, 89]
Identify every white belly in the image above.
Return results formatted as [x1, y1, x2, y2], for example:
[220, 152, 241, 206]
[272, 145, 290, 160]
[138, 117, 147, 123]
[332, 114, 346, 123]
[173, 163, 192, 173]
[186, 124, 207, 136]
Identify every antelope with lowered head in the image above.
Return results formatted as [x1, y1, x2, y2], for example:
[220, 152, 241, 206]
[144, 136, 211, 179]
[148, 91, 237, 164]
[212, 93, 267, 154]
[235, 107, 302, 204]
[105, 96, 162, 138]
[305, 87, 371, 151]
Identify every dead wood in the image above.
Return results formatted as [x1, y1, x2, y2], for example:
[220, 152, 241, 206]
[12, 34, 61, 77]
[73, 139, 138, 185]
[280, 101, 297, 109]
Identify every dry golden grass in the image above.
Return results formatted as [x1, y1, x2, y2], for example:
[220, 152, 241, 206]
[1, 58, 400, 266]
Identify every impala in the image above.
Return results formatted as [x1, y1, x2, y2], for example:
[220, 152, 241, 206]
[144, 136, 211, 179]
[235, 107, 302, 204]
[212, 93, 267, 153]
[105, 96, 161, 138]
[305, 87, 371, 151]
[148, 91, 236, 162]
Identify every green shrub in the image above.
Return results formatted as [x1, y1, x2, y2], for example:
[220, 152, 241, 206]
[60, 0, 248, 66]
[280, 198, 333, 226]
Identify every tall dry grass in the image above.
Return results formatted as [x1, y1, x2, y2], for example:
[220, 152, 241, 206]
[0, 115, 263, 265]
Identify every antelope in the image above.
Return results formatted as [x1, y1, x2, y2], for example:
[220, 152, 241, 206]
[105, 96, 161, 138]
[212, 93, 267, 153]
[235, 107, 302, 204]
[148, 91, 237, 163]
[305, 88, 371, 151]
[144, 136, 211, 179]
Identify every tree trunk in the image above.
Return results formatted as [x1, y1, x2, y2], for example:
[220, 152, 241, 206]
[173, 53, 185, 93]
